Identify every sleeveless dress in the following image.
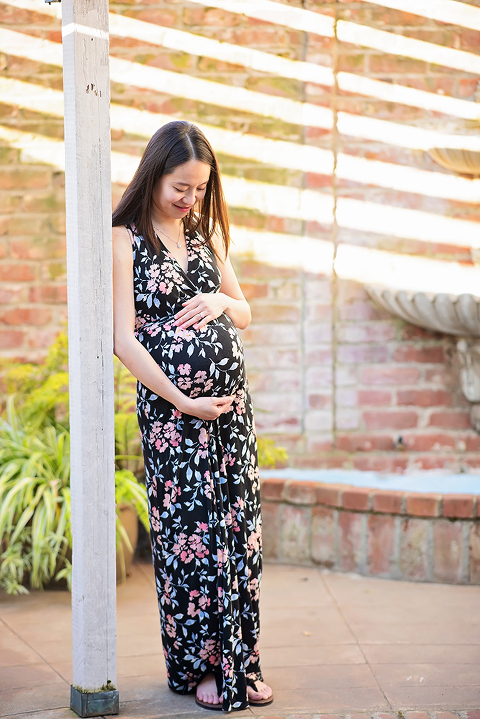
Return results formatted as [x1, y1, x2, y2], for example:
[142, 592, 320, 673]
[129, 225, 264, 712]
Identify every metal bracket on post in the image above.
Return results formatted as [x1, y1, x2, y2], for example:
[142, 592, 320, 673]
[45, 1, 61, 4]
[70, 687, 119, 718]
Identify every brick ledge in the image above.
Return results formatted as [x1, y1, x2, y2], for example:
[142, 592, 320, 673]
[260, 478, 480, 584]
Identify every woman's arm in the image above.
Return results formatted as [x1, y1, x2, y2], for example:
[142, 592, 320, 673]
[112, 225, 233, 420]
[174, 236, 252, 331]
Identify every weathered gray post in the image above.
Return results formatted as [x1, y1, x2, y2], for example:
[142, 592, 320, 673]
[57, 0, 118, 714]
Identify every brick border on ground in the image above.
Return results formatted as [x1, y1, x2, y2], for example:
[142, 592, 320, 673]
[261, 479, 480, 585]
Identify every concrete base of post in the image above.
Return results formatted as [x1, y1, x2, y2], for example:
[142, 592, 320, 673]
[70, 686, 119, 717]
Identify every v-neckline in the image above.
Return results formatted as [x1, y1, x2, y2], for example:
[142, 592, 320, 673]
[156, 232, 190, 277]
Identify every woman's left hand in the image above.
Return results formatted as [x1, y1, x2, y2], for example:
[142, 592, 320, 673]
[174, 293, 228, 330]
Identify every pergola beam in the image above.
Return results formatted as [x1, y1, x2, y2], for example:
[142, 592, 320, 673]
[60, 0, 118, 715]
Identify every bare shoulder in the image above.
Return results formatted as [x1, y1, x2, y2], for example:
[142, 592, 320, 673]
[112, 225, 133, 262]
[211, 228, 228, 265]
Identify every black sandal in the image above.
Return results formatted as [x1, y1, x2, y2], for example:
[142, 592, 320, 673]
[246, 678, 274, 707]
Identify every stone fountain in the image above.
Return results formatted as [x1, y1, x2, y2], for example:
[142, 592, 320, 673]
[366, 287, 480, 431]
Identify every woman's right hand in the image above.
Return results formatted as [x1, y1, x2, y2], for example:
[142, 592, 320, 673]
[179, 395, 234, 420]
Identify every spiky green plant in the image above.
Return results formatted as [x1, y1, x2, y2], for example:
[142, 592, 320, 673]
[0, 399, 149, 595]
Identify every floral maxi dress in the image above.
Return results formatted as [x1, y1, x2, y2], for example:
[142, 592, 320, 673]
[129, 226, 264, 712]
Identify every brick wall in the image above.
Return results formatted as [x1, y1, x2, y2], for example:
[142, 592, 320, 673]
[1, 0, 480, 472]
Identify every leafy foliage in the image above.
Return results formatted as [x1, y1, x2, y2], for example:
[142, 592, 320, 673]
[256, 437, 288, 469]
[0, 333, 149, 595]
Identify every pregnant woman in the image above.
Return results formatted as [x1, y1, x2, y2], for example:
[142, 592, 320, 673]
[112, 121, 272, 712]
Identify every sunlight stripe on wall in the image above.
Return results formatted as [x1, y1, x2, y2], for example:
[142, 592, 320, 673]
[187, 0, 480, 75]
[230, 226, 334, 275]
[337, 73, 480, 122]
[4, 77, 480, 205]
[5, 0, 480, 122]
[337, 20, 480, 75]
[0, 28, 333, 131]
[337, 112, 480, 152]
[108, 12, 334, 87]
[335, 243, 480, 296]
[336, 197, 480, 247]
[358, 0, 480, 32]
[230, 225, 480, 296]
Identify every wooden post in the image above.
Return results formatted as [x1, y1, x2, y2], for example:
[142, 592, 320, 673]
[61, 0, 118, 715]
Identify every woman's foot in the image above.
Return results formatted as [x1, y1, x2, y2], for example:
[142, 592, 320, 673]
[247, 678, 273, 704]
[196, 674, 221, 708]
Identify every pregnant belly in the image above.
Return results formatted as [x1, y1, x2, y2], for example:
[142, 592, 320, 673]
[138, 314, 246, 398]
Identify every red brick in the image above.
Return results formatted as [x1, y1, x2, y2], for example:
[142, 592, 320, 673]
[260, 478, 285, 501]
[338, 511, 363, 572]
[342, 487, 372, 511]
[442, 495, 475, 520]
[29, 284, 67, 304]
[315, 483, 343, 508]
[0, 330, 24, 348]
[406, 493, 441, 518]
[372, 490, 405, 515]
[403, 433, 456, 452]
[337, 434, 394, 452]
[27, 329, 59, 349]
[368, 514, 396, 576]
[0, 308, 51, 326]
[126, 8, 178, 26]
[239, 282, 269, 300]
[397, 390, 453, 407]
[311, 506, 336, 568]
[433, 520, 464, 584]
[363, 411, 417, 430]
[284, 481, 316, 505]
[399, 518, 429, 580]
[429, 411, 471, 430]
[337, 322, 395, 344]
[470, 524, 480, 584]
[0, 169, 51, 190]
[353, 456, 408, 473]
[357, 390, 392, 406]
[361, 366, 420, 385]
[393, 345, 445, 363]
[412, 456, 457, 471]
[338, 345, 388, 363]
[0, 264, 35, 282]
[261, 502, 280, 561]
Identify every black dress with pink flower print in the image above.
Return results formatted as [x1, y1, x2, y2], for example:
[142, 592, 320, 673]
[128, 225, 263, 712]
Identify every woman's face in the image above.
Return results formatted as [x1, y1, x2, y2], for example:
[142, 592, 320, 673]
[152, 159, 211, 221]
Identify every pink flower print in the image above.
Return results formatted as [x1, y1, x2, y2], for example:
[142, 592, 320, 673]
[177, 376, 192, 390]
[178, 363, 191, 375]
[234, 389, 245, 415]
[151, 505, 160, 533]
[247, 576, 259, 601]
[194, 370, 207, 384]
[247, 529, 261, 558]
[163, 576, 172, 605]
[217, 585, 224, 613]
[198, 522, 208, 532]
[222, 656, 233, 679]
[163, 479, 181, 510]
[198, 427, 209, 457]
[203, 471, 214, 499]
[165, 614, 176, 638]
[172, 409, 182, 419]
[199, 638, 220, 666]
[204, 379, 214, 392]
[217, 547, 228, 575]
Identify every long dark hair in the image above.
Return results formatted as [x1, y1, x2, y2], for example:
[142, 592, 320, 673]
[112, 121, 230, 258]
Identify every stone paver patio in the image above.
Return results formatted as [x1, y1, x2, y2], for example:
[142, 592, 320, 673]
[1, 560, 479, 718]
